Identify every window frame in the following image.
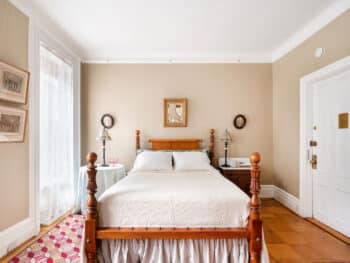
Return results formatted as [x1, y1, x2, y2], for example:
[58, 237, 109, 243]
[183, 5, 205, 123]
[29, 24, 81, 232]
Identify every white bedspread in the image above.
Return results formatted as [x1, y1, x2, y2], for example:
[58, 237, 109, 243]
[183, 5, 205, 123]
[98, 167, 250, 228]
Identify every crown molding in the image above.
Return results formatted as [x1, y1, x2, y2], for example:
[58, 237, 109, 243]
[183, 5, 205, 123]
[272, 0, 350, 62]
[82, 54, 272, 64]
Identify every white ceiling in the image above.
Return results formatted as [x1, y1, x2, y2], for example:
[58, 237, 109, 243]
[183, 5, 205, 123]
[15, 0, 350, 62]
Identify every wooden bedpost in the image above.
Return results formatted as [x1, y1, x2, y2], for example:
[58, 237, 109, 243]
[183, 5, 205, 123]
[209, 129, 215, 166]
[85, 152, 98, 263]
[248, 152, 262, 263]
[136, 129, 140, 150]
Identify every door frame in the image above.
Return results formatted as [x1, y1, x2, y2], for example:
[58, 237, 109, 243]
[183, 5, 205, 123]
[299, 56, 350, 218]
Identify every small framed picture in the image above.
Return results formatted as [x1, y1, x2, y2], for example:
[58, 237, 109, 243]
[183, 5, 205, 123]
[164, 98, 187, 127]
[0, 105, 27, 142]
[0, 60, 29, 104]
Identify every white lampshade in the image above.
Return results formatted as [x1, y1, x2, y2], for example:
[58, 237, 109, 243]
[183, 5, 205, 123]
[220, 129, 232, 143]
[96, 128, 111, 141]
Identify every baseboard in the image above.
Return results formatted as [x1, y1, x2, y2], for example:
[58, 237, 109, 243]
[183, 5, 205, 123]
[0, 217, 37, 257]
[261, 184, 300, 214]
[272, 186, 299, 214]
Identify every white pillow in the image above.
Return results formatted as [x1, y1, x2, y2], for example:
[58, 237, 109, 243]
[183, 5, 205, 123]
[132, 151, 173, 171]
[173, 151, 211, 171]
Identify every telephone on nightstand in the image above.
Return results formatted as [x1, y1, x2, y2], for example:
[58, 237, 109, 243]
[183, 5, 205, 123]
[218, 157, 251, 168]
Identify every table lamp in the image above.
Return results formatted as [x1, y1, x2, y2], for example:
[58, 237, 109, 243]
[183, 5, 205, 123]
[220, 129, 233, 167]
[96, 128, 111, 166]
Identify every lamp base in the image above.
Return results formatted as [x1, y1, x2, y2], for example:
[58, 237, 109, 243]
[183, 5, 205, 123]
[221, 164, 231, 168]
[99, 163, 109, 167]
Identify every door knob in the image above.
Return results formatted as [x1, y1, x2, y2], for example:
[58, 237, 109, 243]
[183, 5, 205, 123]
[310, 154, 317, 169]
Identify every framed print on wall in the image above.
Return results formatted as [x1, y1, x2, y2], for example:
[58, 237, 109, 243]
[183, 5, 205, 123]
[164, 98, 187, 127]
[0, 105, 27, 142]
[0, 60, 29, 104]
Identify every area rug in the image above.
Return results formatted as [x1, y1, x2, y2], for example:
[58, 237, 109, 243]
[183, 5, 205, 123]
[8, 214, 84, 263]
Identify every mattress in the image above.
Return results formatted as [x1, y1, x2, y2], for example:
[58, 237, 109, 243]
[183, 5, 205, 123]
[98, 167, 250, 228]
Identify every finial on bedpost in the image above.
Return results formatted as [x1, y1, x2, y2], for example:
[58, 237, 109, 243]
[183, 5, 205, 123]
[209, 129, 215, 166]
[85, 152, 98, 263]
[248, 152, 262, 263]
[136, 130, 140, 151]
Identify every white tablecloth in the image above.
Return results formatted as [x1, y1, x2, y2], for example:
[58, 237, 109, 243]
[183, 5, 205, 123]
[74, 164, 126, 214]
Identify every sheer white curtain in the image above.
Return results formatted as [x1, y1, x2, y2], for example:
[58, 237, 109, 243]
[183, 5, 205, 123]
[39, 44, 74, 225]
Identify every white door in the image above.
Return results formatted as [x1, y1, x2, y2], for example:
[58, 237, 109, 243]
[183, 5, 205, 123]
[312, 69, 350, 237]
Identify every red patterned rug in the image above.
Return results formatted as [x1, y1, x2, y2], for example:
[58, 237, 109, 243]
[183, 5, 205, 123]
[8, 214, 84, 263]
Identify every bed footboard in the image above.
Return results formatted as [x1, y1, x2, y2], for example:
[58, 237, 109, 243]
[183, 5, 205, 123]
[84, 151, 262, 263]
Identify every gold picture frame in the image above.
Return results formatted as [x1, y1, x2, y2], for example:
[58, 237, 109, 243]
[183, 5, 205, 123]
[0, 60, 30, 104]
[164, 98, 187, 127]
[0, 105, 27, 142]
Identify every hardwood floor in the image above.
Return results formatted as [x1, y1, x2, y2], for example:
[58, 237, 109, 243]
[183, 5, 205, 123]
[1, 199, 349, 263]
[262, 199, 350, 263]
[306, 218, 350, 245]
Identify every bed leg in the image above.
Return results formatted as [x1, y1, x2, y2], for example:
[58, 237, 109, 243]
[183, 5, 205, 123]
[248, 152, 262, 263]
[85, 152, 98, 263]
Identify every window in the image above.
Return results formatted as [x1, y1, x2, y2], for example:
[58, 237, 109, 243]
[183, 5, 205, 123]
[39, 44, 75, 225]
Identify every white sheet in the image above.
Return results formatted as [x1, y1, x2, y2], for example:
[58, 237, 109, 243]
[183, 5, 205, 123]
[98, 167, 250, 228]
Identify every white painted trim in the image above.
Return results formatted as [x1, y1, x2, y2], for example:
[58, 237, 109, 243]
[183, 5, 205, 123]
[261, 185, 300, 214]
[299, 56, 350, 218]
[73, 57, 81, 193]
[28, 18, 41, 237]
[273, 186, 299, 214]
[0, 218, 37, 257]
[83, 54, 272, 64]
[272, 1, 350, 62]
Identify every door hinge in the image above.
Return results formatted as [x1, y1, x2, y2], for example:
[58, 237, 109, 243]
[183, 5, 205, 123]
[310, 154, 317, 169]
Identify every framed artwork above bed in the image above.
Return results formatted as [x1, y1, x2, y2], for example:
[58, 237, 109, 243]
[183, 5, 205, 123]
[164, 98, 187, 127]
[0, 60, 29, 104]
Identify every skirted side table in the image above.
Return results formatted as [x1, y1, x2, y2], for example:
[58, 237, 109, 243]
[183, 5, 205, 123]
[74, 164, 126, 214]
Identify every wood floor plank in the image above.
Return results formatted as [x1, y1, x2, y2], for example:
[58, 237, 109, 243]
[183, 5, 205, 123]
[307, 218, 350, 245]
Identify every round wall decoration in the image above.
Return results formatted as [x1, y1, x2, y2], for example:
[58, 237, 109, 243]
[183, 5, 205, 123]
[101, 114, 115, 129]
[233, 114, 247, 129]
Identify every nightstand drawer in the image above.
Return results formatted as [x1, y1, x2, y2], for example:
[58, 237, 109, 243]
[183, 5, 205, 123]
[219, 167, 251, 196]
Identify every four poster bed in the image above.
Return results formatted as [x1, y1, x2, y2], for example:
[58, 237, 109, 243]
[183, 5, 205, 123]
[84, 129, 264, 263]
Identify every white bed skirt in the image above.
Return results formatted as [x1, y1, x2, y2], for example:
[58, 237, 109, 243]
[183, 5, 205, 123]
[98, 239, 250, 263]
[81, 232, 269, 263]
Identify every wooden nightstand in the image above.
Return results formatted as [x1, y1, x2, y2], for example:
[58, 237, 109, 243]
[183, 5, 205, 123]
[218, 167, 251, 196]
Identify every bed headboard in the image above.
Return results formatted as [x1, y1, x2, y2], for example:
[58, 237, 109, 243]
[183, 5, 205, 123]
[135, 129, 216, 165]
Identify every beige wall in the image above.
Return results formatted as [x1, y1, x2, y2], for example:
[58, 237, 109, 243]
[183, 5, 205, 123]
[0, 0, 29, 230]
[82, 64, 273, 184]
[273, 10, 350, 197]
